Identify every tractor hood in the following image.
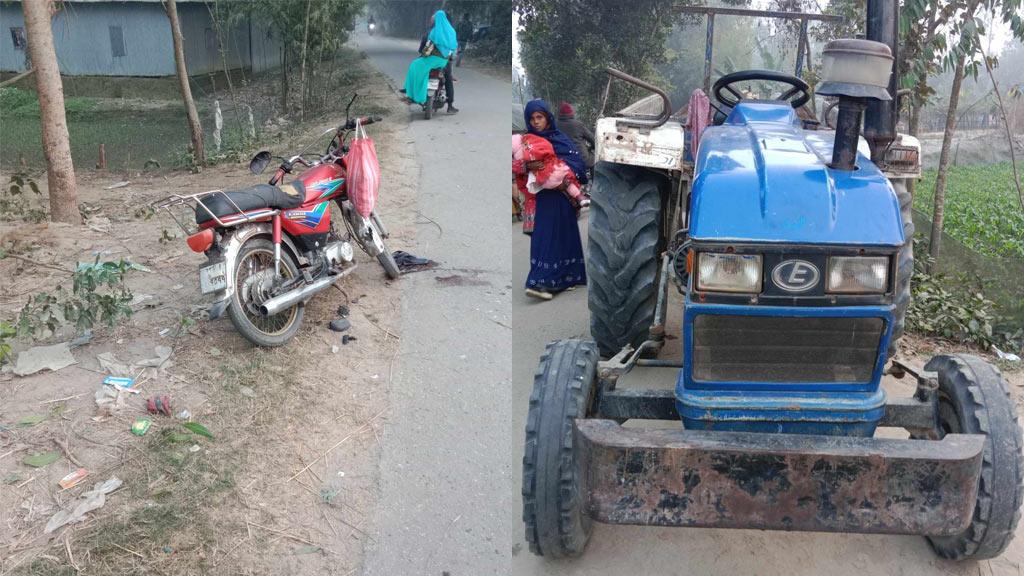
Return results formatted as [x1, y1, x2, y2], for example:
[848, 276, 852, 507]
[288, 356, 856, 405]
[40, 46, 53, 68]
[689, 102, 903, 247]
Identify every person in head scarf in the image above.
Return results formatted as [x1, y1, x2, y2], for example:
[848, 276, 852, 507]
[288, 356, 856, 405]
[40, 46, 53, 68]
[556, 101, 595, 168]
[513, 99, 588, 300]
[402, 10, 458, 107]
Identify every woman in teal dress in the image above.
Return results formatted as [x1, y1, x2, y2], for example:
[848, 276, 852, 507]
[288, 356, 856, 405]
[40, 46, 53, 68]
[402, 11, 457, 104]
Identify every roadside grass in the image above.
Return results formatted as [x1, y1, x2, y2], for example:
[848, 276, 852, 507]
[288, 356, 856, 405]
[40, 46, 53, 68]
[1, 47, 388, 173]
[913, 163, 1024, 259]
[9, 349, 305, 575]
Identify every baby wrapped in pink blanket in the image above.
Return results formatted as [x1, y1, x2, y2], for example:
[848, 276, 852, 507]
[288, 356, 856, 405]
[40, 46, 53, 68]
[512, 133, 583, 201]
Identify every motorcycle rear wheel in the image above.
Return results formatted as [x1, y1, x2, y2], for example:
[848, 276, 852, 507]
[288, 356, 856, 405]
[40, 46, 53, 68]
[227, 238, 304, 347]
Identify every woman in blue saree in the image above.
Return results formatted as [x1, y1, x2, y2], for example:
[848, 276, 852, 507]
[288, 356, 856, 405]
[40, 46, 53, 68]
[517, 99, 588, 300]
[402, 11, 457, 104]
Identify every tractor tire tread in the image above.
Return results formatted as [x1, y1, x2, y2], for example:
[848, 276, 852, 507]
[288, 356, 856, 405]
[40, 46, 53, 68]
[925, 354, 1023, 560]
[588, 162, 666, 357]
[888, 180, 914, 360]
[522, 339, 599, 557]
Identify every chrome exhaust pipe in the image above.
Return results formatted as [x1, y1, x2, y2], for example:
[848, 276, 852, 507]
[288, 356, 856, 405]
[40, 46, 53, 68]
[259, 267, 355, 316]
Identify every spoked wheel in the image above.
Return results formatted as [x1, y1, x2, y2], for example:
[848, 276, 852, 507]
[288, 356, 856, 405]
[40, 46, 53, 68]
[226, 238, 304, 347]
[339, 203, 400, 280]
[924, 354, 1023, 560]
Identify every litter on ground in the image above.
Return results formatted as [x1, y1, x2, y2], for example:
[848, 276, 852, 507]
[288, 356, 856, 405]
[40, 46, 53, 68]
[12, 342, 77, 377]
[44, 477, 122, 533]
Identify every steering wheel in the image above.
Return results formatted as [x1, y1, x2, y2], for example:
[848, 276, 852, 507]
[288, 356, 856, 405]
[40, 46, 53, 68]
[712, 70, 811, 109]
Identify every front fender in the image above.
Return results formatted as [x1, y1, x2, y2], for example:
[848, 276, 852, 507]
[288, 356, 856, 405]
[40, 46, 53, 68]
[206, 224, 302, 320]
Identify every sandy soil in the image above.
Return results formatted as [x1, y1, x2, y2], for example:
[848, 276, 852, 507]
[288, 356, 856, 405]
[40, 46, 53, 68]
[0, 60, 417, 575]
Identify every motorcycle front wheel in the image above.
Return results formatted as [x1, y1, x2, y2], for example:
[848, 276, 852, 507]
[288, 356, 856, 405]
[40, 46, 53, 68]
[339, 203, 401, 280]
[226, 238, 304, 347]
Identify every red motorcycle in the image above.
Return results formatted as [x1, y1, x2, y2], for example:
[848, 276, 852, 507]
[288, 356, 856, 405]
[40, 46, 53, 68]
[155, 95, 399, 347]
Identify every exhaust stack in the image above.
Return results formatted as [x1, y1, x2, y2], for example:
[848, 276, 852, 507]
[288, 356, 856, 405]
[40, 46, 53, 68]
[817, 39, 894, 171]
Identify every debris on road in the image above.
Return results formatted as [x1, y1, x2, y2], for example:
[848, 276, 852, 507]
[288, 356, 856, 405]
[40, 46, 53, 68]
[12, 342, 77, 377]
[58, 468, 90, 490]
[392, 250, 437, 273]
[147, 395, 172, 416]
[104, 375, 140, 394]
[44, 477, 122, 533]
[98, 345, 172, 377]
[329, 318, 352, 332]
[993, 345, 1021, 362]
[131, 418, 151, 436]
[94, 386, 127, 419]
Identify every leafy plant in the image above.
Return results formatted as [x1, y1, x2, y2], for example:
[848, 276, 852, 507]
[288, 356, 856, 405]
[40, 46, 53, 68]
[0, 321, 14, 364]
[914, 163, 1024, 259]
[2, 172, 47, 222]
[907, 240, 1004, 348]
[15, 258, 135, 339]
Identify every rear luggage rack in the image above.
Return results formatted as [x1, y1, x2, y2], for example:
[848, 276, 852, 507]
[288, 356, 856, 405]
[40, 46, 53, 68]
[152, 190, 279, 236]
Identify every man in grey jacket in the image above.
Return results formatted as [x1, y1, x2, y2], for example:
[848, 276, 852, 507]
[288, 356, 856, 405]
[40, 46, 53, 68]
[557, 102, 595, 169]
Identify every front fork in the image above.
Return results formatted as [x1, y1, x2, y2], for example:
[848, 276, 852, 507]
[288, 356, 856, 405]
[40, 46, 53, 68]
[272, 213, 283, 276]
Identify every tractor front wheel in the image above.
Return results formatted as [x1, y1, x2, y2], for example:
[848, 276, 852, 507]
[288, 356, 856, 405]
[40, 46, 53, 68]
[587, 162, 667, 357]
[522, 339, 599, 557]
[925, 354, 1023, 560]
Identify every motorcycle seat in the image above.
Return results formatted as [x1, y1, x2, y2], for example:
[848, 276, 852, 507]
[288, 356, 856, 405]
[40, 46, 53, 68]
[194, 182, 305, 225]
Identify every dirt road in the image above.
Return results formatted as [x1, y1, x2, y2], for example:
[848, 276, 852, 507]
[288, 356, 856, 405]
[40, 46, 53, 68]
[509, 218, 1024, 575]
[355, 33, 516, 575]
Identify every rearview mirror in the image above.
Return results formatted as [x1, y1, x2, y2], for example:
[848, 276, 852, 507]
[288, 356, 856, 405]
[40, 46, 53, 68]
[249, 151, 272, 174]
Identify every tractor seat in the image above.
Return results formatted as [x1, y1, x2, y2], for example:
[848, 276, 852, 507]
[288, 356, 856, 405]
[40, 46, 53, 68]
[194, 182, 305, 225]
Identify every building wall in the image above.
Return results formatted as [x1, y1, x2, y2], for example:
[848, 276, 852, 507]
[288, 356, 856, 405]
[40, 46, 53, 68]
[1, 2, 175, 75]
[0, 1, 281, 77]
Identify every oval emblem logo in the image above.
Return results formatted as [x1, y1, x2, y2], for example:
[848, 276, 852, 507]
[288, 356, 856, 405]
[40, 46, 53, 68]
[772, 260, 820, 293]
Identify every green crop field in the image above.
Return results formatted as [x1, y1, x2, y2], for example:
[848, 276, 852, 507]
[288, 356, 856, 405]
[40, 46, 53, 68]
[913, 163, 1024, 259]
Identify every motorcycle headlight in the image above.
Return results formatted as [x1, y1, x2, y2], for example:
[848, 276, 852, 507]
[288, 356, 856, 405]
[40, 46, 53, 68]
[827, 256, 888, 293]
[697, 252, 762, 293]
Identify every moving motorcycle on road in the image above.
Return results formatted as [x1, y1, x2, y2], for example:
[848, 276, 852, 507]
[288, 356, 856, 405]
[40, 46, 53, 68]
[154, 95, 399, 347]
[422, 66, 448, 120]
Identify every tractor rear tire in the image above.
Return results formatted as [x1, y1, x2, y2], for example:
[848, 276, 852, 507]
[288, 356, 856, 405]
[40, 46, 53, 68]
[925, 354, 1023, 560]
[522, 339, 599, 557]
[587, 162, 666, 357]
[887, 179, 914, 361]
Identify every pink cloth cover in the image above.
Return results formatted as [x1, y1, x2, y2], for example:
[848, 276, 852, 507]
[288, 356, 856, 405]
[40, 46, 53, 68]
[688, 89, 711, 157]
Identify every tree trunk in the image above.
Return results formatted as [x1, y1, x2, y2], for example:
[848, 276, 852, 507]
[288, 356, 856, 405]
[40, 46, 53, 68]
[928, 54, 967, 272]
[279, 41, 288, 112]
[299, 0, 311, 120]
[22, 0, 80, 224]
[166, 0, 205, 166]
[208, 0, 244, 140]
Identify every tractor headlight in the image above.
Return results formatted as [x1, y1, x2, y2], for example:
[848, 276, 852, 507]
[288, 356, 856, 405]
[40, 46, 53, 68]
[827, 256, 888, 293]
[697, 252, 762, 293]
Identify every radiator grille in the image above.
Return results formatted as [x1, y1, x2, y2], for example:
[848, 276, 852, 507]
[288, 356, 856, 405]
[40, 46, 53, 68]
[692, 315, 884, 383]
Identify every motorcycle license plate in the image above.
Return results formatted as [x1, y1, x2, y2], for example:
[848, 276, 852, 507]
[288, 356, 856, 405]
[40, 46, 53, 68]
[428, 78, 439, 90]
[199, 262, 227, 294]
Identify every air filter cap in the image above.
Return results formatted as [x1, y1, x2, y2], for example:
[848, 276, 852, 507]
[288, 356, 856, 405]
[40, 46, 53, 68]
[817, 39, 893, 101]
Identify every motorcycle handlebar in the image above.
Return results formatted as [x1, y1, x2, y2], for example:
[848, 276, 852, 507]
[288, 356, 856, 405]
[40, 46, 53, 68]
[342, 115, 383, 130]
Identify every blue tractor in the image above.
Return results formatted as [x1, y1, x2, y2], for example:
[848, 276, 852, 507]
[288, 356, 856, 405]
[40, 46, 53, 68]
[522, 1, 1023, 561]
